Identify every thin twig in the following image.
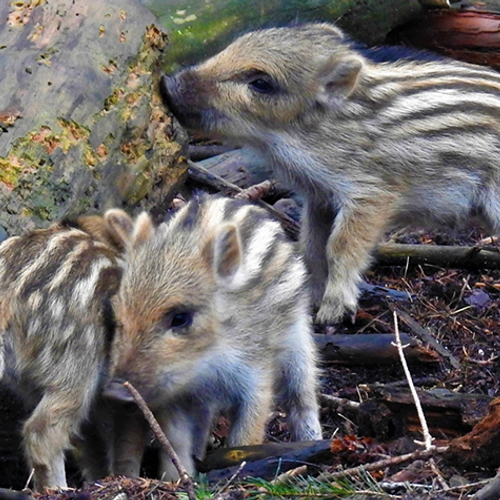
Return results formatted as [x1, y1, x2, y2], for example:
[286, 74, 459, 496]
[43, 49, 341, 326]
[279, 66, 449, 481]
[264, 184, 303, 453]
[188, 160, 300, 240]
[234, 180, 274, 201]
[214, 461, 247, 498]
[319, 393, 361, 411]
[317, 446, 448, 481]
[123, 381, 197, 500]
[272, 465, 309, 485]
[392, 311, 433, 450]
[23, 469, 34, 491]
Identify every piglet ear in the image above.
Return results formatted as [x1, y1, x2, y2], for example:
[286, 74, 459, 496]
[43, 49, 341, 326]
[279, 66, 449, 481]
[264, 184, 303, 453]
[316, 55, 363, 107]
[104, 209, 134, 246]
[105, 209, 153, 248]
[212, 223, 242, 283]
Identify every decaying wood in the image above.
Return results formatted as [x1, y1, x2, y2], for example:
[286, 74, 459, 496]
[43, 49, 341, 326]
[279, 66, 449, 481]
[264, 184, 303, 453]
[313, 333, 438, 365]
[390, 305, 461, 369]
[188, 161, 300, 240]
[375, 243, 500, 270]
[472, 472, 500, 500]
[124, 382, 196, 500]
[359, 386, 491, 439]
[203, 440, 332, 482]
[446, 397, 500, 468]
[391, 9, 500, 70]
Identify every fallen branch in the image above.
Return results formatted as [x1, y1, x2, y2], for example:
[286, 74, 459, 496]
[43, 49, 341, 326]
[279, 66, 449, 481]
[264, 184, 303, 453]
[375, 242, 500, 270]
[319, 393, 361, 412]
[313, 333, 438, 365]
[0, 490, 34, 500]
[318, 446, 448, 481]
[234, 180, 274, 202]
[188, 144, 234, 161]
[446, 397, 500, 468]
[203, 440, 332, 481]
[188, 161, 300, 240]
[389, 305, 461, 369]
[123, 382, 197, 500]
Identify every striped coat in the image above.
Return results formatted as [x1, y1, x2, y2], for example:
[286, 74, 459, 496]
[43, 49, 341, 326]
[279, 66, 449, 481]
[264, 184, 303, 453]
[0, 215, 124, 490]
[105, 196, 322, 481]
[160, 23, 500, 323]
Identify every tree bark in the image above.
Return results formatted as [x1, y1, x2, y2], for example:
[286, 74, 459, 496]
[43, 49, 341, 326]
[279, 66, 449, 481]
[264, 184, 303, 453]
[0, 0, 187, 236]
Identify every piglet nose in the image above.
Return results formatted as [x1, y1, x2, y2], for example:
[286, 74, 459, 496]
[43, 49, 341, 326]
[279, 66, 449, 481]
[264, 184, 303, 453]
[102, 378, 135, 403]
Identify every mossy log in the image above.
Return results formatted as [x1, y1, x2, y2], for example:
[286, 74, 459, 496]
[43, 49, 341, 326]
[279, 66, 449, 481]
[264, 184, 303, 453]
[0, 0, 187, 237]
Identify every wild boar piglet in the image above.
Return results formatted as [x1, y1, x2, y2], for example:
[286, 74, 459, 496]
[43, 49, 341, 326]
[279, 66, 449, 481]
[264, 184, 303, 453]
[104, 196, 322, 480]
[161, 23, 500, 323]
[0, 212, 130, 490]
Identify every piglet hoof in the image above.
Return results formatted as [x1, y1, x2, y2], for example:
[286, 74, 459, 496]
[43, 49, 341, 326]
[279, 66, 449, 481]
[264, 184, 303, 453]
[315, 301, 356, 325]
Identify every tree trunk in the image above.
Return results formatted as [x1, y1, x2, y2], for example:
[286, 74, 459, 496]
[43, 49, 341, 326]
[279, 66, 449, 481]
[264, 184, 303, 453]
[0, 0, 187, 237]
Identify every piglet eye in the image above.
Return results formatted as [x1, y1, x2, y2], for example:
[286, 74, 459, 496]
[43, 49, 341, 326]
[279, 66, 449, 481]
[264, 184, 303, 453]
[249, 78, 275, 94]
[170, 311, 193, 329]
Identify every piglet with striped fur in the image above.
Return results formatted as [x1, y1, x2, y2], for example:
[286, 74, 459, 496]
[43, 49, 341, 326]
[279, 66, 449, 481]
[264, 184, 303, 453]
[0, 213, 131, 490]
[104, 196, 322, 481]
[161, 23, 500, 324]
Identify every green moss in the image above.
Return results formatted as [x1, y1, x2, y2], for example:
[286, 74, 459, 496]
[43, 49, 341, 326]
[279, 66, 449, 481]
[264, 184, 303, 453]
[0, 157, 23, 188]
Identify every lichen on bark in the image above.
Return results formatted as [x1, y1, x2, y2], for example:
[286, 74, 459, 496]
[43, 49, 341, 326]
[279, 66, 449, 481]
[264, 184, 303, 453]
[0, 1, 186, 236]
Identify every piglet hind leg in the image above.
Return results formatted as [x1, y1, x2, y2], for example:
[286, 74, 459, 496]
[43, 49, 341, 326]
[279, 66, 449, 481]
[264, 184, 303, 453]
[23, 390, 87, 490]
[316, 192, 398, 324]
[276, 306, 322, 441]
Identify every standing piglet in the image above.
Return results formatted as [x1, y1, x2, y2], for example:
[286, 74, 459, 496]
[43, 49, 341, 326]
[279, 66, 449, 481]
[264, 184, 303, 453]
[0, 213, 130, 490]
[104, 196, 322, 480]
[160, 23, 500, 324]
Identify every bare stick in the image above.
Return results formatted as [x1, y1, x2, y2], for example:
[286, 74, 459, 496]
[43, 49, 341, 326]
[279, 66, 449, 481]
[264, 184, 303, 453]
[23, 469, 34, 491]
[318, 446, 448, 481]
[375, 242, 500, 270]
[187, 160, 300, 240]
[235, 180, 274, 202]
[392, 311, 433, 450]
[319, 393, 361, 411]
[214, 461, 247, 498]
[390, 305, 460, 369]
[123, 381, 197, 500]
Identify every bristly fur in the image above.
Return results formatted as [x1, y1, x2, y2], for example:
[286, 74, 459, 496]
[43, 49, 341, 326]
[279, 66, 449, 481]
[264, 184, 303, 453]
[161, 22, 500, 323]
[0, 211, 130, 490]
[105, 196, 322, 481]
